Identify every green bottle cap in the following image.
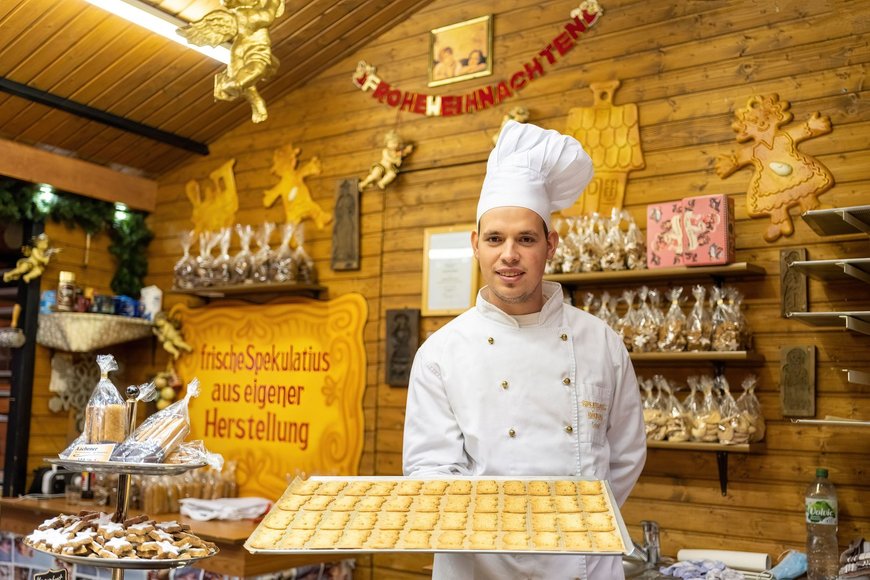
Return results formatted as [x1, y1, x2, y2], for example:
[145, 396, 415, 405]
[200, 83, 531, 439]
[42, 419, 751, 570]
[816, 468, 828, 478]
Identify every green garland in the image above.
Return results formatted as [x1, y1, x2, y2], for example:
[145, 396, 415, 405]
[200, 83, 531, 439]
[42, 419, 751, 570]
[0, 177, 153, 297]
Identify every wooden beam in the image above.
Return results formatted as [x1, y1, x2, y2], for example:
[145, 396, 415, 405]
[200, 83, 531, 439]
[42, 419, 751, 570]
[0, 138, 156, 212]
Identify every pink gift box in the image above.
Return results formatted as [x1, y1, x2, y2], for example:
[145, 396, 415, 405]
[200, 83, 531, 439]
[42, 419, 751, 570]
[646, 201, 684, 269]
[681, 194, 735, 266]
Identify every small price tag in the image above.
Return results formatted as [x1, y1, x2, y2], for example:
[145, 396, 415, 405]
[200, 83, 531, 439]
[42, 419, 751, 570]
[67, 444, 115, 462]
[34, 569, 68, 580]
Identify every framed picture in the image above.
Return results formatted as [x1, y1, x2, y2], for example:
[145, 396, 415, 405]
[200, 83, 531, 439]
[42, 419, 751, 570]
[421, 225, 478, 316]
[428, 15, 493, 87]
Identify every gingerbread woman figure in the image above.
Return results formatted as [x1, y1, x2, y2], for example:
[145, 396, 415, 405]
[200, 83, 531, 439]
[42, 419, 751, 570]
[716, 94, 834, 242]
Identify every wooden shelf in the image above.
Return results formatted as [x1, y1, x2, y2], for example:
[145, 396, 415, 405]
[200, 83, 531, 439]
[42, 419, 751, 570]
[801, 204, 870, 237]
[646, 440, 762, 496]
[789, 258, 870, 284]
[646, 441, 756, 453]
[629, 351, 764, 363]
[171, 282, 326, 303]
[791, 418, 870, 427]
[544, 262, 765, 286]
[787, 311, 870, 336]
[844, 368, 870, 386]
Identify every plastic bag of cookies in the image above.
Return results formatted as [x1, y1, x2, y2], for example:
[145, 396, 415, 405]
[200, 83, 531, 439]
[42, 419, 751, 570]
[686, 285, 713, 351]
[715, 376, 749, 445]
[736, 375, 765, 442]
[60, 355, 127, 459]
[111, 378, 200, 463]
[658, 287, 687, 352]
[690, 375, 721, 442]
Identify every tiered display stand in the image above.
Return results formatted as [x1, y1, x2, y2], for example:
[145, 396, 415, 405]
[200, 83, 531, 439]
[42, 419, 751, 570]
[28, 384, 215, 579]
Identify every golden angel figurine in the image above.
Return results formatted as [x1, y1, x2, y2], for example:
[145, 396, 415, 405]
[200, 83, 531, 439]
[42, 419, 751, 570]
[3, 233, 61, 283]
[178, 0, 285, 123]
[153, 314, 193, 360]
[358, 131, 414, 192]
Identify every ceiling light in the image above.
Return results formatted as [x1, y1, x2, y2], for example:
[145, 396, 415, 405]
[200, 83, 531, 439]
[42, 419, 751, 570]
[84, 0, 231, 64]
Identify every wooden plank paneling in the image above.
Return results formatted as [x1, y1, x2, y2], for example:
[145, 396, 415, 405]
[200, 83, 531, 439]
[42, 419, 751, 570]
[18, 0, 870, 577]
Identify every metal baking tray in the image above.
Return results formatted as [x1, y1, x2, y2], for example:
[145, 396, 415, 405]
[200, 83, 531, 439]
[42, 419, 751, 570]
[244, 475, 632, 555]
[46, 458, 206, 476]
[25, 543, 218, 569]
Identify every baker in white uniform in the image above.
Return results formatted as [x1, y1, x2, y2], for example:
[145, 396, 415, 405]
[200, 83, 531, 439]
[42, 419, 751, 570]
[403, 120, 647, 580]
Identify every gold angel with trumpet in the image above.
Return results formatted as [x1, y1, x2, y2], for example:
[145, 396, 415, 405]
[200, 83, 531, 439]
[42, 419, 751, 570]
[178, 0, 285, 123]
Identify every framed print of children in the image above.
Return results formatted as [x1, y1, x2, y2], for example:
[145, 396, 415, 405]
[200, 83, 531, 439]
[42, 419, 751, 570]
[428, 14, 492, 87]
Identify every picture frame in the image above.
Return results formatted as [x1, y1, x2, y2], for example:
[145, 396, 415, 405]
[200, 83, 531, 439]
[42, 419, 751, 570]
[428, 15, 493, 87]
[421, 225, 478, 316]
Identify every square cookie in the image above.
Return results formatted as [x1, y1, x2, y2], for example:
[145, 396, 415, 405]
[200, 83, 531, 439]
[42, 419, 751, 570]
[472, 513, 498, 532]
[502, 532, 530, 551]
[528, 481, 551, 496]
[577, 480, 603, 495]
[397, 480, 423, 495]
[501, 513, 526, 532]
[444, 496, 471, 513]
[446, 480, 472, 495]
[422, 480, 449, 495]
[532, 531, 560, 550]
[474, 496, 499, 513]
[502, 480, 526, 495]
[402, 530, 432, 549]
[277, 529, 313, 549]
[581, 495, 608, 513]
[318, 481, 347, 496]
[336, 529, 371, 549]
[435, 531, 466, 549]
[307, 530, 342, 549]
[469, 531, 497, 550]
[475, 480, 499, 494]
[344, 481, 373, 496]
[365, 530, 399, 549]
[554, 481, 578, 496]
[330, 496, 361, 511]
[563, 531, 593, 551]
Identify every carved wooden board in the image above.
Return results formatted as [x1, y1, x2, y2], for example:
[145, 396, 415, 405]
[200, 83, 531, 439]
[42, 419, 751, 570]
[780, 248, 808, 317]
[332, 178, 360, 271]
[780, 345, 815, 417]
[385, 308, 419, 387]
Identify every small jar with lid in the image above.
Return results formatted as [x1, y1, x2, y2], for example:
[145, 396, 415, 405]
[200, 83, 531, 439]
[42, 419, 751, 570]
[56, 271, 76, 312]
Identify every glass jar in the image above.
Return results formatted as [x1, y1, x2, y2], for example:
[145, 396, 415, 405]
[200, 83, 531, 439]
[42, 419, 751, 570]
[56, 271, 76, 312]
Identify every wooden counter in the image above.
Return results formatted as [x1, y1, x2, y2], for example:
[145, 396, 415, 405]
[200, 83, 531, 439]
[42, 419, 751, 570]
[0, 497, 339, 577]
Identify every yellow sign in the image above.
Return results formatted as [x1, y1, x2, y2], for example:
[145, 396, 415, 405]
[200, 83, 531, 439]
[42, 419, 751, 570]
[172, 294, 368, 498]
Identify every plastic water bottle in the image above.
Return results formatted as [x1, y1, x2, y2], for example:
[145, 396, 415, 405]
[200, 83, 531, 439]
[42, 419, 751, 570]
[806, 467, 839, 580]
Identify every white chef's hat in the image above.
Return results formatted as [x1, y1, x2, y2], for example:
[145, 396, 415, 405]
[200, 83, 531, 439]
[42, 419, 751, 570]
[477, 120, 593, 227]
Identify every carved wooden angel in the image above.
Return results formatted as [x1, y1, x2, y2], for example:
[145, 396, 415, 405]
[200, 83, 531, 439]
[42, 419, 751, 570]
[716, 94, 834, 242]
[153, 314, 193, 360]
[2, 233, 60, 283]
[358, 131, 414, 192]
[178, 0, 285, 123]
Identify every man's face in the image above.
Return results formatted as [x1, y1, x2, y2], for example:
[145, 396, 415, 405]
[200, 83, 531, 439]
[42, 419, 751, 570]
[472, 206, 558, 315]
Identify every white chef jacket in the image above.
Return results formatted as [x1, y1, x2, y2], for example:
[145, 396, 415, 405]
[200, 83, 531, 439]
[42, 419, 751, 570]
[403, 281, 646, 580]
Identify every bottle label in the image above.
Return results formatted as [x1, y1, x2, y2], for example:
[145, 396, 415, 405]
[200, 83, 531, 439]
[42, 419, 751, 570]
[806, 498, 838, 524]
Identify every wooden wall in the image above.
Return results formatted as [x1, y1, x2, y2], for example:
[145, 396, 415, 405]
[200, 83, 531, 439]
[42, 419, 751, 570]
[136, 0, 870, 577]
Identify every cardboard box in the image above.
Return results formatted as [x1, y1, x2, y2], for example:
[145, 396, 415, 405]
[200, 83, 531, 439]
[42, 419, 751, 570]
[646, 201, 684, 268]
[682, 194, 735, 266]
